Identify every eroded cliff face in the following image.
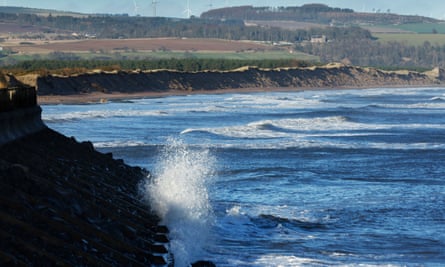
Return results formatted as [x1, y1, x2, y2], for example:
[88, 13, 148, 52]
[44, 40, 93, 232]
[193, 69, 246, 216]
[34, 64, 444, 96]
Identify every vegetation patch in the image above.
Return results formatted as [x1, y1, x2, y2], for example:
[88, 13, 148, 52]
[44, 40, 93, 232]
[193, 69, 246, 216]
[3, 58, 318, 76]
[374, 33, 445, 46]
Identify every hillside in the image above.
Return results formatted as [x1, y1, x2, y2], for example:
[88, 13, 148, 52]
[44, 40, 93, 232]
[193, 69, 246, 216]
[1, 4, 445, 69]
[201, 4, 441, 26]
[0, 6, 90, 17]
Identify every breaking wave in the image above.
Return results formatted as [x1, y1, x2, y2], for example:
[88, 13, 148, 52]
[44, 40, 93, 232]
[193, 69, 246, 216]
[141, 138, 216, 267]
[42, 109, 168, 123]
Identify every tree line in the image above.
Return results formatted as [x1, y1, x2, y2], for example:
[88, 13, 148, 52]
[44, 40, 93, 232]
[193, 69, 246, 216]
[4, 58, 315, 75]
[298, 40, 445, 68]
[201, 5, 438, 25]
[0, 12, 371, 42]
[1, 9, 444, 69]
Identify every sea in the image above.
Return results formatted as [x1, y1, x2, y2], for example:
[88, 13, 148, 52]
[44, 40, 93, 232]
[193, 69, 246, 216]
[42, 87, 445, 267]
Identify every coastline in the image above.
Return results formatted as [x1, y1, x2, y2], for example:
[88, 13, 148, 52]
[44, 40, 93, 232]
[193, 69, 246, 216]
[37, 84, 443, 105]
[32, 63, 445, 104]
[33, 64, 445, 105]
[37, 87, 296, 105]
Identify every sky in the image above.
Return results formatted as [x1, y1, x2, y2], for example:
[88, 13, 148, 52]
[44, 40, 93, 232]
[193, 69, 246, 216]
[2, 0, 445, 20]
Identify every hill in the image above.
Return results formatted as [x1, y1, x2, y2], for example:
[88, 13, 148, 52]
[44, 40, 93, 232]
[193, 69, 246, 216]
[0, 6, 88, 17]
[200, 4, 441, 26]
[1, 4, 445, 69]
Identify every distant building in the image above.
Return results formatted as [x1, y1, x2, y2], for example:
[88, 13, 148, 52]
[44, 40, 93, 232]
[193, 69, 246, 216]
[310, 35, 327, 43]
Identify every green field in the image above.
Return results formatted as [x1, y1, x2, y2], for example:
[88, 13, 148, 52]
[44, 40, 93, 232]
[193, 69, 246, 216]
[1, 50, 319, 65]
[374, 33, 445, 46]
[393, 23, 445, 34]
[372, 23, 445, 34]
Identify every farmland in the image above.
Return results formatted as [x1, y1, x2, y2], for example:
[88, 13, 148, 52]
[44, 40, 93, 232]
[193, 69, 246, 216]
[374, 33, 445, 46]
[1, 38, 318, 63]
[380, 23, 445, 34]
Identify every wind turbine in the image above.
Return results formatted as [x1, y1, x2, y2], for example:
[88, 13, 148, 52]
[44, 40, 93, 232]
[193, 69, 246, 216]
[183, 0, 192, 18]
[152, 0, 158, 17]
[133, 0, 140, 15]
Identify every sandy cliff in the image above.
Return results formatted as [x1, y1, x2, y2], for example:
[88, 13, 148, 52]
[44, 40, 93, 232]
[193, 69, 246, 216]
[34, 64, 445, 97]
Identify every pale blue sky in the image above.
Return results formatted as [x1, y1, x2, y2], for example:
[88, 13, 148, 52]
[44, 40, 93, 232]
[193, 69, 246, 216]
[2, 0, 445, 19]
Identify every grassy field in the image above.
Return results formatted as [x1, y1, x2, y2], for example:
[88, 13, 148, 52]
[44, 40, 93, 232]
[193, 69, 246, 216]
[374, 33, 445, 46]
[1, 50, 319, 64]
[370, 23, 445, 34]
[392, 23, 445, 34]
[0, 38, 319, 64]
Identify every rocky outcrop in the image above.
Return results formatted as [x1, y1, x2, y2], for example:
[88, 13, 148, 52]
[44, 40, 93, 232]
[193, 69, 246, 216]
[35, 64, 444, 96]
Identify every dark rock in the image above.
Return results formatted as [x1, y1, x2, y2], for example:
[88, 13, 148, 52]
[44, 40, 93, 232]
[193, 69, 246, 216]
[192, 260, 217, 267]
[0, 128, 170, 266]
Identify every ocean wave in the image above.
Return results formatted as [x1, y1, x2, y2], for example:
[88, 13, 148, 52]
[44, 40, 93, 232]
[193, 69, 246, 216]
[187, 105, 228, 113]
[181, 116, 364, 140]
[254, 214, 327, 231]
[200, 139, 445, 151]
[42, 109, 168, 122]
[93, 140, 148, 148]
[373, 102, 445, 110]
[182, 115, 445, 144]
[253, 254, 332, 267]
[181, 124, 289, 139]
[224, 93, 324, 109]
[430, 96, 445, 102]
[142, 138, 216, 266]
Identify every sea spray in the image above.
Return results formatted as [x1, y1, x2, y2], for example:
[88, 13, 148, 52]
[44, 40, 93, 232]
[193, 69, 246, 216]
[143, 137, 215, 267]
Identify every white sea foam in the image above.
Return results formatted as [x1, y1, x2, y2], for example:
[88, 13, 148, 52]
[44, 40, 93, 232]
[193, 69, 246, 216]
[42, 109, 168, 122]
[141, 138, 215, 267]
[93, 140, 148, 148]
[224, 93, 324, 109]
[253, 254, 329, 266]
[182, 115, 445, 143]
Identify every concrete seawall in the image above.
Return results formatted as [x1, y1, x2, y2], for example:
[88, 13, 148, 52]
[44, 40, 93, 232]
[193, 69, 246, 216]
[0, 79, 172, 265]
[0, 105, 46, 145]
[0, 87, 46, 145]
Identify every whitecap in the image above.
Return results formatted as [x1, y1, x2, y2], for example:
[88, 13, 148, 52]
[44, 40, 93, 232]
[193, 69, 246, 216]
[93, 140, 147, 148]
[430, 96, 445, 101]
[42, 109, 169, 122]
[253, 254, 330, 266]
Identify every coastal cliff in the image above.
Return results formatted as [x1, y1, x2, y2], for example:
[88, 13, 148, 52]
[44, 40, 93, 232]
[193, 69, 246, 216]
[33, 64, 445, 98]
[0, 81, 171, 265]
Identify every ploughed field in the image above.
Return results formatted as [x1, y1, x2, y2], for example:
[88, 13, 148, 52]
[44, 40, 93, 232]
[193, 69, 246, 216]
[5, 38, 279, 53]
